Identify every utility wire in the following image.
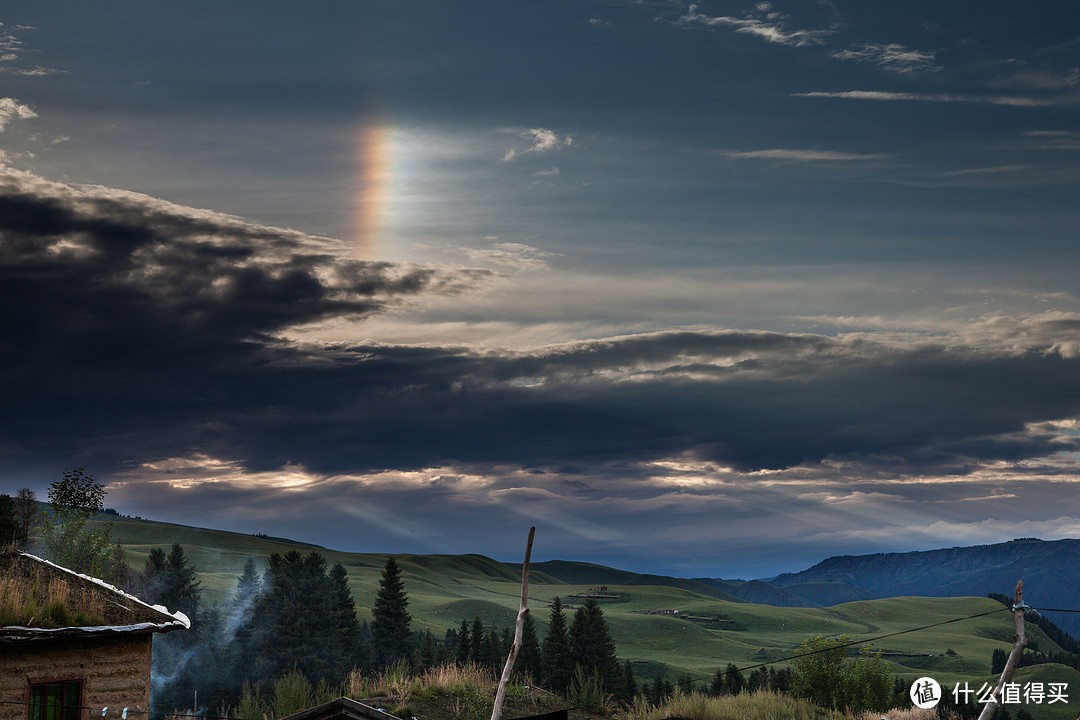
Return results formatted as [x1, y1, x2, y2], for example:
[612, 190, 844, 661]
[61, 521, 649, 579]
[671, 605, 1011, 692]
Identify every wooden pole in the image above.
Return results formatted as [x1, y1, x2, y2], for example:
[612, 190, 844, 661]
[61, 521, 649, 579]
[491, 526, 536, 720]
[976, 580, 1028, 720]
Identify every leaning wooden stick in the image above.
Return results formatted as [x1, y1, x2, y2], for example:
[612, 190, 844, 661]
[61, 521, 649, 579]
[977, 580, 1028, 720]
[491, 526, 536, 720]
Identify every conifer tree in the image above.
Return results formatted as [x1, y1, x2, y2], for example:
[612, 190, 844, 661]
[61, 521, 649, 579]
[623, 660, 638, 700]
[235, 558, 262, 606]
[105, 542, 132, 591]
[237, 550, 341, 686]
[14, 488, 36, 546]
[420, 630, 437, 669]
[724, 662, 744, 695]
[569, 598, 620, 694]
[542, 597, 572, 694]
[165, 543, 202, 618]
[356, 621, 374, 673]
[371, 557, 413, 667]
[517, 612, 543, 682]
[709, 668, 724, 696]
[455, 619, 471, 665]
[328, 562, 361, 676]
[0, 494, 23, 547]
[141, 547, 168, 602]
[471, 616, 485, 665]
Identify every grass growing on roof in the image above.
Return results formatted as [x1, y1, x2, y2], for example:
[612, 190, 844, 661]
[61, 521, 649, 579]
[0, 570, 106, 628]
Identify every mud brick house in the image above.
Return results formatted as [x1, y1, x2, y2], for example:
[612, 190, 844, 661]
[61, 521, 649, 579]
[1, 550, 188, 720]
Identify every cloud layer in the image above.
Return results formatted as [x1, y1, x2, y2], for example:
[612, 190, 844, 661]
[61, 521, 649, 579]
[5, 166, 1080, 488]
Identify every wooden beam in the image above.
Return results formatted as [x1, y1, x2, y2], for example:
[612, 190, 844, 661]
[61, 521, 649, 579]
[976, 580, 1028, 720]
[491, 527, 536, 720]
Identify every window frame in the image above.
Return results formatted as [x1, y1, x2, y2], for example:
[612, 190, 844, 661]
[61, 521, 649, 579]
[26, 676, 84, 720]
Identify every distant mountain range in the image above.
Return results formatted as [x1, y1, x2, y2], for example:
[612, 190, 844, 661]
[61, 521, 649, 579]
[692, 538, 1080, 637]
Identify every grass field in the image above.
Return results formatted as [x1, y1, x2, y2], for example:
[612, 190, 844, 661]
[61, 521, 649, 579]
[92, 513, 1078, 718]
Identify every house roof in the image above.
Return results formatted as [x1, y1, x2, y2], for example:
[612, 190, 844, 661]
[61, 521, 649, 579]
[0, 550, 189, 642]
[279, 698, 403, 720]
[279, 698, 571, 720]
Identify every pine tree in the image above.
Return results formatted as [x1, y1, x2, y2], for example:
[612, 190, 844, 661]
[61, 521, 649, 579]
[420, 630, 437, 669]
[235, 558, 262, 606]
[517, 612, 543, 682]
[542, 597, 572, 694]
[14, 488, 37, 546]
[623, 660, 638, 700]
[455, 619, 471, 665]
[724, 662, 744, 695]
[371, 557, 413, 667]
[148, 546, 206, 715]
[234, 550, 342, 686]
[0, 494, 23, 547]
[105, 542, 132, 590]
[569, 598, 620, 694]
[328, 562, 361, 676]
[471, 616, 485, 665]
[165, 543, 202, 618]
[709, 667, 724, 696]
[141, 547, 168, 602]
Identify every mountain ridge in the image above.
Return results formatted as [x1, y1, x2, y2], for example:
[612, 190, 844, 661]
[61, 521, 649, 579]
[766, 537, 1080, 636]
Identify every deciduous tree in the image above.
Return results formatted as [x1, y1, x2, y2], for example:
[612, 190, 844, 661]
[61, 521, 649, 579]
[791, 635, 891, 713]
[38, 468, 111, 574]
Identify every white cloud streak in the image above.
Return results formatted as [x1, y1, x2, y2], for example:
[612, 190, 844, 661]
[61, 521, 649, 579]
[722, 148, 890, 162]
[794, 90, 1065, 107]
[679, 4, 831, 47]
[831, 43, 940, 73]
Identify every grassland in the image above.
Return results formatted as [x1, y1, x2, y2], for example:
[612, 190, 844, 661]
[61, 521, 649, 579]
[94, 513, 1077, 717]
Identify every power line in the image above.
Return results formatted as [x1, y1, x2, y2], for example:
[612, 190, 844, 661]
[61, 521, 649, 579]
[672, 605, 1012, 692]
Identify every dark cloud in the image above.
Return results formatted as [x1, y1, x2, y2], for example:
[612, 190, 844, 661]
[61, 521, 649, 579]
[0, 170, 492, 472]
[5, 168, 1080, 483]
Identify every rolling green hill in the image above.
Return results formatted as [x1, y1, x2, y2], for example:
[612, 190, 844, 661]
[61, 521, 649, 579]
[87, 512, 1075, 714]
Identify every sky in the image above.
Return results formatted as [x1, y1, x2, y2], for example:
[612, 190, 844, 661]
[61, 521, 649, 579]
[2, 0, 1080, 580]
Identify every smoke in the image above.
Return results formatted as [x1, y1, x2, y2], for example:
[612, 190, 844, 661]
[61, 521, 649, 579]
[148, 558, 268, 716]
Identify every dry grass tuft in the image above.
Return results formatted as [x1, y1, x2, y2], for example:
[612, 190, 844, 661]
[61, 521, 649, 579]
[619, 690, 880, 720]
[0, 567, 105, 628]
